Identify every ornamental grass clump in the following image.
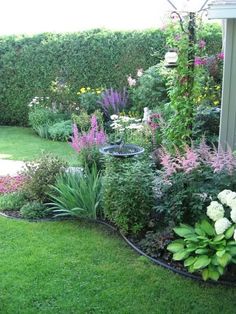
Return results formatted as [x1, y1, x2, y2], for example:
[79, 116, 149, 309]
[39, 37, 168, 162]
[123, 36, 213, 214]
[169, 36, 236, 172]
[167, 189, 236, 281]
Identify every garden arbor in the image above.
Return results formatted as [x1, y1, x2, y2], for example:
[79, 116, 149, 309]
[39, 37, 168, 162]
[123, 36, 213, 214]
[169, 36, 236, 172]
[208, 0, 236, 150]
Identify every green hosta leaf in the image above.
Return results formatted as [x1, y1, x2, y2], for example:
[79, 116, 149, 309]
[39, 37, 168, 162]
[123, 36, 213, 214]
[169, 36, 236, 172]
[195, 223, 205, 236]
[217, 265, 224, 276]
[216, 250, 226, 257]
[195, 248, 209, 255]
[173, 250, 190, 261]
[184, 236, 199, 242]
[200, 220, 215, 236]
[193, 255, 211, 270]
[173, 224, 195, 238]
[213, 234, 225, 242]
[184, 256, 196, 267]
[228, 246, 236, 256]
[211, 254, 218, 266]
[208, 269, 220, 281]
[225, 226, 235, 239]
[167, 241, 185, 253]
[202, 269, 209, 281]
[217, 253, 232, 267]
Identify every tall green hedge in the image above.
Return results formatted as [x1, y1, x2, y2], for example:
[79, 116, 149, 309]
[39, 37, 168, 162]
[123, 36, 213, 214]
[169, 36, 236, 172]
[0, 24, 222, 126]
[0, 29, 166, 126]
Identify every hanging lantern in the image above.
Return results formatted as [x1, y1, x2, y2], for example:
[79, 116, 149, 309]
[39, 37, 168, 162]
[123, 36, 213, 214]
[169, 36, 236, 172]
[164, 48, 178, 68]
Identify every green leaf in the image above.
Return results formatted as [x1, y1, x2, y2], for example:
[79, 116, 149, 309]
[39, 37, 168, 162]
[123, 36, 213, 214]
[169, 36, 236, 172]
[195, 248, 209, 255]
[202, 269, 209, 281]
[167, 241, 185, 253]
[216, 250, 226, 257]
[208, 269, 220, 281]
[173, 225, 194, 238]
[173, 250, 190, 261]
[229, 246, 236, 256]
[213, 234, 225, 242]
[217, 253, 232, 267]
[193, 255, 211, 270]
[184, 256, 196, 267]
[225, 226, 235, 239]
[200, 220, 215, 236]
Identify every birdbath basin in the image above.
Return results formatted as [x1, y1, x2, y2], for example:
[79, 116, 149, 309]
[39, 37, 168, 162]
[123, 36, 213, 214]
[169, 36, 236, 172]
[99, 144, 144, 158]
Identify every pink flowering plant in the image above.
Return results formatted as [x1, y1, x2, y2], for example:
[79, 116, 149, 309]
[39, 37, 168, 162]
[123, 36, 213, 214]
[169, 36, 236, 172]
[0, 175, 26, 195]
[155, 139, 236, 227]
[70, 115, 107, 169]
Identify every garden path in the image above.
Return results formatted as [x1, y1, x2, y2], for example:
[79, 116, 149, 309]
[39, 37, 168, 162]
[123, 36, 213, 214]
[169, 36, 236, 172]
[0, 158, 25, 176]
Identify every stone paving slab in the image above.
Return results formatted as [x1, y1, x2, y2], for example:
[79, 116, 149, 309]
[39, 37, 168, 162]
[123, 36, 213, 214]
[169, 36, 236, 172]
[0, 159, 26, 176]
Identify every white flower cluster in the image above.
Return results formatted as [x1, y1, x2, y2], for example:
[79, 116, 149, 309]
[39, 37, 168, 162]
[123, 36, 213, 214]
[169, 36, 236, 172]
[207, 189, 236, 237]
[28, 96, 50, 108]
[110, 114, 144, 133]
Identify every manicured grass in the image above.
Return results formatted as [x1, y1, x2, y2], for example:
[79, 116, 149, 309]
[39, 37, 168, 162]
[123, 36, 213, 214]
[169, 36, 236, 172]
[0, 127, 78, 165]
[0, 217, 235, 314]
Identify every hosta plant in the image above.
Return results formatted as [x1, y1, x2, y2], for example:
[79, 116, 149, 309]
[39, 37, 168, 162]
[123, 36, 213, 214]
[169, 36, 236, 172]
[167, 220, 236, 281]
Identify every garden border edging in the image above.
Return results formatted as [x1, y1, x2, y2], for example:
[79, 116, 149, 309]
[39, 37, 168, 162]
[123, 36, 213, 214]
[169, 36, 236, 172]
[0, 212, 235, 287]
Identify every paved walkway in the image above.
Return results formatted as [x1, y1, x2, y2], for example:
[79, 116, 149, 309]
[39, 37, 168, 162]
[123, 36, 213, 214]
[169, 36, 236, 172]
[0, 159, 26, 176]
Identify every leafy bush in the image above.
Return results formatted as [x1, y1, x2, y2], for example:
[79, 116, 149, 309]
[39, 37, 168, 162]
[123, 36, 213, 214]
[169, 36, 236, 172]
[0, 192, 27, 211]
[29, 107, 62, 130]
[48, 120, 72, 141]
[129, 64, 169, 114]
[48, 165, 102, 219]
[102, 157, 155, 234]
[77, 87, 103, 114]
[193, 106, 220, 144]
[22, 154, 67, 203]
[20, 201, 48, 219]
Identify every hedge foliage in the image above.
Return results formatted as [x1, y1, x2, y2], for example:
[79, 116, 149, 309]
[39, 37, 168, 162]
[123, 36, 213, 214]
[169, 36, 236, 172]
[0, 25, 222, 126]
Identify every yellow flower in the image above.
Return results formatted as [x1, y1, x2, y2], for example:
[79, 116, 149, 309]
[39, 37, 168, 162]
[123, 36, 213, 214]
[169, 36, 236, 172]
[87, 87, 91, 91]
[216, 85, 221, 90]
[204, 87, 208, 90]
[77, 92, 81, 95]
[80, 87, 86, 93]
[213, 100, 219, 105]
[96, 91, 101, 94]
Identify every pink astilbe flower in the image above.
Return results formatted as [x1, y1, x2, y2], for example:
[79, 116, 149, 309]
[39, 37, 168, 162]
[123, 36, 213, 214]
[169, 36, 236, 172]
[217, 52, 224, 60]
[159, 148, 180, 177]
[209, 146, 236, 174]
[198, 40, 206, 49]
[181, 146, 200, 173]
[70, 115, 107, 153]
[197, 137, 212, 162]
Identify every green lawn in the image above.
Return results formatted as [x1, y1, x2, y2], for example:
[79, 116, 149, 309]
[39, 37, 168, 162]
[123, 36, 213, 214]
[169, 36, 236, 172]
[0, 217, 235, 314]
[0, 126, 78, 165]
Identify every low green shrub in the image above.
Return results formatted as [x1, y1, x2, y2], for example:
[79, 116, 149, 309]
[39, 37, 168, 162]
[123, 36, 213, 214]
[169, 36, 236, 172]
[20, 201, 48, 219]
[129, 64, 169, 114]
[48, 165, 102, 219]
[71, 109, 104, 132]
[48, 120, 72, 141]
[29, 107, 62, 130]
[102, 157, 155, 235]
[0, 192, 27, 211]
[22, 154, 67, 203]
[77, 87, 103, 114]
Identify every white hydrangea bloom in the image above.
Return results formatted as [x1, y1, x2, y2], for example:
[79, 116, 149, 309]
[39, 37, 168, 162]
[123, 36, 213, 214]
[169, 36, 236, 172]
[207, 201, 225, 222]
[230, 209, 236, 223]
[217, 190, 233, 205]
[214, 218, 232, 235]
[225, 191, 236, 207]
[234, 230, 236, 241]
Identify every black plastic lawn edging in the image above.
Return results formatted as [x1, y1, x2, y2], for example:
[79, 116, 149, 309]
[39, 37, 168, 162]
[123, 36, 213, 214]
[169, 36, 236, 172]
[1, 212, 235, 287]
